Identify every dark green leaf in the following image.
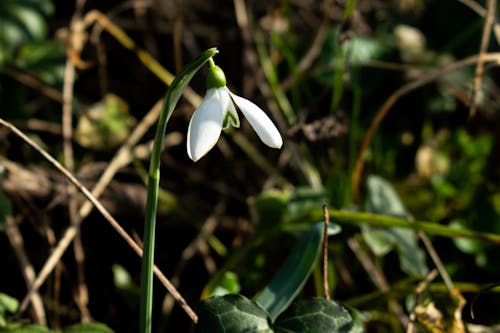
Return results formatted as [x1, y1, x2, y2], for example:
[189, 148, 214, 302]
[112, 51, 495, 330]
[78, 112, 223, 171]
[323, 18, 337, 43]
[255, 223, 325, 321]
[274, 298, 353, 333]
[0, 0, 54, 64]
[16, 41, 65, 84]
[196, 294, 273, 333]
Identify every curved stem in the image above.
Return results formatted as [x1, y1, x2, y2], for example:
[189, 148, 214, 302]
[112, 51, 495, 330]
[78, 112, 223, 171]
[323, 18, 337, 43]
[139, 48, 218, 333]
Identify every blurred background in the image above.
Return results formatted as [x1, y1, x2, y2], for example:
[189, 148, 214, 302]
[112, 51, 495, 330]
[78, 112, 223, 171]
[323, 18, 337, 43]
[1, 0, 500, 332]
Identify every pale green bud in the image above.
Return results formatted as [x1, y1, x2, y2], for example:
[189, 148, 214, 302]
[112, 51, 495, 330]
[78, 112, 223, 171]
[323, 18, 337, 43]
[206, 64, 226, 89]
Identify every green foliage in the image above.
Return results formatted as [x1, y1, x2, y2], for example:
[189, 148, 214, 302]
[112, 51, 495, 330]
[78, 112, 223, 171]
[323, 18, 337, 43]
[362, 175, 428, 276]
[0, 323, 114, 333]
[274, 298, 354, 333]
[196, 294, 273, 333]
[0, 0, 54, 64]
[15, 41, 65, 85]
[255, 222, 337, 321]
[197, 295, 358, 333]
[0, 293, 18, 327]
[210, 271, 241, 297]
[75, 94, 136, 150]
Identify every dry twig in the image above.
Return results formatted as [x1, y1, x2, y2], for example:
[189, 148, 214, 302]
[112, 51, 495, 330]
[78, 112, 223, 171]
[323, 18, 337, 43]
[469, 0, 497, 118]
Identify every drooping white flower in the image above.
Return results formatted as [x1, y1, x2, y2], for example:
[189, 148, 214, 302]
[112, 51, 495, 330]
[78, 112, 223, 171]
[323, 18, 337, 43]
[187, 62, 283, 162]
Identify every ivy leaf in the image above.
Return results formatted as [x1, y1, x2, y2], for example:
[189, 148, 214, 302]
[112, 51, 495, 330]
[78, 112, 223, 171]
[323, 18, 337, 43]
[274, 298, 354, 333]
[362, 175, 428, 276]
[196, 294, 273, 333]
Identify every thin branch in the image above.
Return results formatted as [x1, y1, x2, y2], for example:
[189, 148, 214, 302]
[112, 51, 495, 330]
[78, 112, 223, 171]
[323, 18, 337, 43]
[348, 236, 409, 329]
[418, 232, 454, 291]
[62, 0, 91, 320]
[322, 204, 330, 300]
[5, 216, 47, 325]
[469, 0, 497, 118]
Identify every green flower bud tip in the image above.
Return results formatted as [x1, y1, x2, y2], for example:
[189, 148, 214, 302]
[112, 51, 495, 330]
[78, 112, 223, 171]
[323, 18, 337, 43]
[206, 64, 226, 89]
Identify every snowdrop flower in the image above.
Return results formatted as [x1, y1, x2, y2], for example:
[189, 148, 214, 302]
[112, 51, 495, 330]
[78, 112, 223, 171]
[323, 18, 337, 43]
[187, 60, 283, 162]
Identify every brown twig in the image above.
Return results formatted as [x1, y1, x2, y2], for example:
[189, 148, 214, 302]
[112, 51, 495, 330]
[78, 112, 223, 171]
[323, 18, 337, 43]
[417, 231, 454, 291]
[348, 236, 409, 329]
[322, 204, 330, 300]
[0, 118, 198, 323]
[280, 18, 330, 91]
[469, 0, 497, 118]
[5, 216, 47, 325]
[351, 52, 500, 202]
[62, 0, 92, 322]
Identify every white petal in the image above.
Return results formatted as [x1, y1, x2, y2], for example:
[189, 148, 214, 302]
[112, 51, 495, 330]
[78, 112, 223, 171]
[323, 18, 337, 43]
[187, 88, 224, 161]
[230, 92, 283, 148]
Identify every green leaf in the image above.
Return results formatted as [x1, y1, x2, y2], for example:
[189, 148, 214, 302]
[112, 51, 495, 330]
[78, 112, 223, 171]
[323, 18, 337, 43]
[63, 323, 114, 333]
[252, 189, 290, 229]
[210, 271, 241, 297]
[344, 0, 356, 19]
[196, 294, 273, 333]
[16, 40, 65, 84]
[75, 94, 136, 150]
[274, 298, 354, 333]
[285, 187, 327, 220]
[0, 324, 56, 333]
[362, 175, 428, 276]
[0, 293, 19, 319]
[255, 222, 326, 321]
[0, 0, 54, 64]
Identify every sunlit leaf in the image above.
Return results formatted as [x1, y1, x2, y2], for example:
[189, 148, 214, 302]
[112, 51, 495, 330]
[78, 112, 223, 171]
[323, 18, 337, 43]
[415, 289, 466, 333]
[274, 298, 354, 333]
[210, 271, 241, 297]
[0, 293, 18, 327]
[75, 94, 136, 150]
[196, 294, 273, 333]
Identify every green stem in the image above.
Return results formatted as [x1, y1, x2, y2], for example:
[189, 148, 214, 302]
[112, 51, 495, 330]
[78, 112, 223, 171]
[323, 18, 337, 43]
[139, 48, 218, 333]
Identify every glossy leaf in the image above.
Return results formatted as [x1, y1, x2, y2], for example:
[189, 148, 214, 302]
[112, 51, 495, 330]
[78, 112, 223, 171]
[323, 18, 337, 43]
[196, 294, 273, 333]
[274, 298, 354, 333]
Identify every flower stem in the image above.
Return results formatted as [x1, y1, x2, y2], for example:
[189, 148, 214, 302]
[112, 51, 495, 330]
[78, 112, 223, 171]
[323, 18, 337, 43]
[139, 48, 218, 333]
